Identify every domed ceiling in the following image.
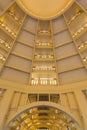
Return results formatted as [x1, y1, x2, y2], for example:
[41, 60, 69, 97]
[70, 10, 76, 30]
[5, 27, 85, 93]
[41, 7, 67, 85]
[0, 0, 87, 86]
[16, 0, 74, 19]
[0, 1, 87, 130]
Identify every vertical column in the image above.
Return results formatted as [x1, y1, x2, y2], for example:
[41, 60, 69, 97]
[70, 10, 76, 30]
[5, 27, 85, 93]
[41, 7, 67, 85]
[60, 93, 71, 112]
[0, 89, 14, 130]
[30, 20, 58, 86]
[74, 90, 87, 130]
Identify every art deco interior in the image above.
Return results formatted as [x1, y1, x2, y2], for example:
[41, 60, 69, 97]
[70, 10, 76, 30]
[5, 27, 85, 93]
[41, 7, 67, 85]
[0, 0, 87, 130]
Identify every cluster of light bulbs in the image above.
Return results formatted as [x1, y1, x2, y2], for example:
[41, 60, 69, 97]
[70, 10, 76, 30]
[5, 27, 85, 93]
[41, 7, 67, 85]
[83, 56, 87, 62]
[67, 10, 82, 25]
[0, 53, 6, 62]
[36, 41, 52, 47]
[8, 10, 22, 24]
[31, 78, 57, 85]
[33, 66, 55, 71]
[37, 128, 50, 130]
[38, 30, 50, 34]
[9, 121, 20, 129]
[35, 54, 54, 59]
[0, 20, 16, 37]
[72, 22, 87, 38]
[0, 38, 11, 49]
[78, 41, 87, 50]
[16, 126, 20, 130]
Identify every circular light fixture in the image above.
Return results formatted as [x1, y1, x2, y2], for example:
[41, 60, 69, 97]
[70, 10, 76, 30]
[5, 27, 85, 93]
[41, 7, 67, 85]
[16, 0, 74, 19]
[7, 105, 81, 130]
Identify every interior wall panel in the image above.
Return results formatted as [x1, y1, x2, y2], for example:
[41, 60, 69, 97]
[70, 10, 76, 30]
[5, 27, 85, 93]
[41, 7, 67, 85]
[52, 16, 66, 34]
[23, 16, 37, 33]
[59, 68, 87, 84]
[0, 67, 29, 84]
[55, 42, 77, 58]
[17, 30, 35, 45]
[12, 42, 33, 57]
[5, 54, 32, 71]
[54, 30, 72, 46]
[57, 55, 83, 72]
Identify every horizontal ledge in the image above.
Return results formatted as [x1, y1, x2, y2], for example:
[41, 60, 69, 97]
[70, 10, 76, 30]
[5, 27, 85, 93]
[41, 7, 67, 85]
[5, 64, 30, 74]
[0, 79, 87, 94]
[58, 65, 84, 73]
[53, 27, 67, 35]
[16, 39, 34, 48]
[22, 27, 36, 35]
[56, 52, 78, 61]
[54, 40, 73, 48]
[11, 51, 32, 61]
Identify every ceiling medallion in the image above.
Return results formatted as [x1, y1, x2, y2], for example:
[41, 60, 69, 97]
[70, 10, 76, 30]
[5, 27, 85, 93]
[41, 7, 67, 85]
[16, 0, 74, 19]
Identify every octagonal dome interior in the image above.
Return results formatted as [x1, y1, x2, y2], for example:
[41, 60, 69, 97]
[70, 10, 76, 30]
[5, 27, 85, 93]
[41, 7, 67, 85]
[0, 0, 87, 130]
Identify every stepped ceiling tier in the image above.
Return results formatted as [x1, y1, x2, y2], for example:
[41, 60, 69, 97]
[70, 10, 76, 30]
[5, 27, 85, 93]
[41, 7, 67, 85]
[0, 0, 87, 86]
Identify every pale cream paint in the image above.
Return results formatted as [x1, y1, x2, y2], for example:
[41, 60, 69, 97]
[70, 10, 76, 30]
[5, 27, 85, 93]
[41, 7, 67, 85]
[16, 0, 74, 19]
